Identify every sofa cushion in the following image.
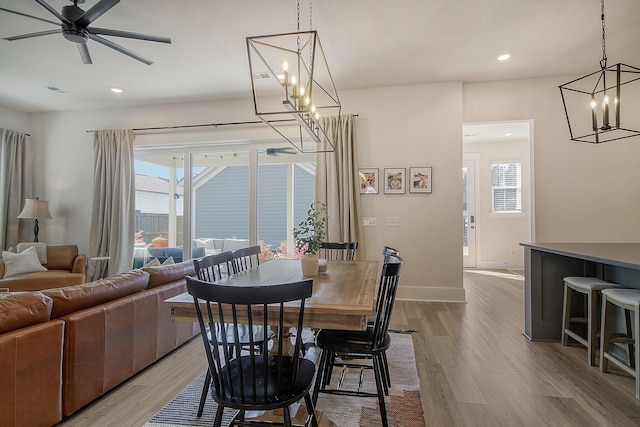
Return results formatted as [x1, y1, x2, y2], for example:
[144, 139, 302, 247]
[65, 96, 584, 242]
[2, 246, 47, 278]
[43, 269, 149, 319]
[17, 242, 48, 264]
[142, 260, 195, 289]
[0, 291, 53, 333]
[45, 245, 79, 270]
[0, 271, 86, 293]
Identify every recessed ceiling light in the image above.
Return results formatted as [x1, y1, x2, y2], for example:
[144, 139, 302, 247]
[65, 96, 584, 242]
[505, 132, 513, 137]
[497, 53, 511, 61]
[110, 87, 123, 94]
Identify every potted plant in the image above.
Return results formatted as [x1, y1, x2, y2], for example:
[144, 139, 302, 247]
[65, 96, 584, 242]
[293, 202, 327, 276]
[152, 235, 168, 248]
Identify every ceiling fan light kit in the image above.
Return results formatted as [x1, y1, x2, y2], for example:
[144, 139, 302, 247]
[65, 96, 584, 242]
[559, 0, 640, 143]
[246, 0, 340, 153]
[1, 0, 171, 65]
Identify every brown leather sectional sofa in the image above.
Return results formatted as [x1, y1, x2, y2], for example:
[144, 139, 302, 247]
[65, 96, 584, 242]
[0, 245, 87, 292]
[0, 260, 199, 427]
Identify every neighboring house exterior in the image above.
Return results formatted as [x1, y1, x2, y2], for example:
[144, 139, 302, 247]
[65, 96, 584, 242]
[135, 174, 184, 216]
[136, 163, 314, 250]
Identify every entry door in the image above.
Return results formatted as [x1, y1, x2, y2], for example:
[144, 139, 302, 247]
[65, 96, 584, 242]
[463, 158, 477, 267]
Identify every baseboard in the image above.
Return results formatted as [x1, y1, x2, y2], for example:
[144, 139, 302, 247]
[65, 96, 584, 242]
[396, 285, 466, 303]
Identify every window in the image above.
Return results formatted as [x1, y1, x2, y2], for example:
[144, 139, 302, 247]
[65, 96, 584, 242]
[491, 162, 521, 213]
[133, 144, 315, 267]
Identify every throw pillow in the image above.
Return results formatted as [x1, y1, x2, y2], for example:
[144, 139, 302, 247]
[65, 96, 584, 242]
[143, 258, 160, 267]
[2, 246, 47, 278]
[162, 256, 175, 265]
[17, 242, 47, 264]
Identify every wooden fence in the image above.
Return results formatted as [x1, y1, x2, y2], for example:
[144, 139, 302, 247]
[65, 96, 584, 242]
[134, 212, 183, 246]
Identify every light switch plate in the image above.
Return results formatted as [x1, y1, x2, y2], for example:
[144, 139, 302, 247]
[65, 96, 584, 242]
[363, 217, 376, 226]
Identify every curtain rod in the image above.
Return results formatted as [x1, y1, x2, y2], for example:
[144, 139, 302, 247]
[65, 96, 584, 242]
[85, 114, 358, 133]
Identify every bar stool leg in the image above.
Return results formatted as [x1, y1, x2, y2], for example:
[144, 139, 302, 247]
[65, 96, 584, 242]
[561, 283, 572, 346]
[635, 308, 640, 400]
[600, 294, 612, 373]
[588, 288, 598, 366]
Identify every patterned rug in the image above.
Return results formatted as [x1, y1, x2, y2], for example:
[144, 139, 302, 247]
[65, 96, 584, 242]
[145, 332, 424, 427]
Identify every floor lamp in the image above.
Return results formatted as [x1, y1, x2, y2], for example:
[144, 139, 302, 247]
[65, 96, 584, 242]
[18, 198, 53, 242]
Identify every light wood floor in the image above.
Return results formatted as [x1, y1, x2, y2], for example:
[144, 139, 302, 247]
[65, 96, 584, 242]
[56, 270, 640, 426]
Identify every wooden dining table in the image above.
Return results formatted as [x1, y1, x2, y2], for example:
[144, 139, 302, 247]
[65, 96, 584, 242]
[164, 258, 380, 331]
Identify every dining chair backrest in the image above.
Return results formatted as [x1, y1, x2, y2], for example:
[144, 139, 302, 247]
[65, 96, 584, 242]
[193, 251, 234, 282]
[371, 254, 403, 349]
[382, 246, 399, 257]
[186, 276, 314, 409]
[232, 245, 261, 273]
[320, 242, 358, 261]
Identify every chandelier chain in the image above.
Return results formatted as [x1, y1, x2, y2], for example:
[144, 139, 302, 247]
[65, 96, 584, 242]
[601, 0, 607, 66]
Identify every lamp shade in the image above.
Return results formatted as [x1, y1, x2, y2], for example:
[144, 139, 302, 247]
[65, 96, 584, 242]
[18, 198, 52, 219]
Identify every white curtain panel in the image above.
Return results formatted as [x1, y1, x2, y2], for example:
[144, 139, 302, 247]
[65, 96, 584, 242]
[88, 129, 135, 280]
[0, 129, 31, 251]
[315, 115, 364, 258]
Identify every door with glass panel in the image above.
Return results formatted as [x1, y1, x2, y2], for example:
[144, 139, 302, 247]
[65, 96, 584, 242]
[463, 158, 477, 268]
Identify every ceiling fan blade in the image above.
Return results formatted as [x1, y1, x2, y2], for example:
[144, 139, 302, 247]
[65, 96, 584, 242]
[0, 7, 60, 26]
[76, 0, 120, 27]
[77, 43, 93, 64]
[88, 33, 153, 65]
[89, 27, 171, 44]
[4, 29, 60, 41]
[34, 0, 71, 23]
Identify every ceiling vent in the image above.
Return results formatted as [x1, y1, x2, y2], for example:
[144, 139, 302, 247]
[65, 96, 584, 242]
[252, 72, 271, 80]
[46, 86, 68, 94]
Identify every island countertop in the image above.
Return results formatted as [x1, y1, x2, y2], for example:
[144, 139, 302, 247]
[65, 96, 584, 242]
[520, 242, 640, 271]
[521, 242, 640, 341]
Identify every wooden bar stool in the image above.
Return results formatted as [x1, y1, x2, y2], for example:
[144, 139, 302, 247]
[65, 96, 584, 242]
[561, 277, 622, 365]
[600, 288, 639, 399]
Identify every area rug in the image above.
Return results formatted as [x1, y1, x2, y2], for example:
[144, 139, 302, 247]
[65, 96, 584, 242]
[145, 332, 424, 427]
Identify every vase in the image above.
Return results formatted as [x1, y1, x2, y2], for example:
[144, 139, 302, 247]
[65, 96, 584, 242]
[301, 253, 319, 277]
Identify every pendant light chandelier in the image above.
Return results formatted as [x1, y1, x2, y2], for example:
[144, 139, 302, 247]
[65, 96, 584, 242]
[246, 0, 340, 153]
[559, 0, 640, 143]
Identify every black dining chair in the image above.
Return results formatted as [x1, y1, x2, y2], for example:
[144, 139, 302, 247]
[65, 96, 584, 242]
[187, 276, 319, 427]
[194, 251, 234, 282]
[382, 246, 399, 257]
[231, 245, 261, 273]
[192, 251, 274, 417]
[319, 242, 358, 261]
[312, 254, 403, 427]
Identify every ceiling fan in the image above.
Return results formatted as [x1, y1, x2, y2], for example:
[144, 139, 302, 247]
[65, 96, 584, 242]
[0, 0, 171, 65]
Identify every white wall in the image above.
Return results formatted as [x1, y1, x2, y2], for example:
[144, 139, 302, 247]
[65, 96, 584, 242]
[464, 76, 640, 243]
[22, 83, 465, 302]
[0, 104, 30, 131]
[342, 83, 465, 302]
[15, 74, 640, 302]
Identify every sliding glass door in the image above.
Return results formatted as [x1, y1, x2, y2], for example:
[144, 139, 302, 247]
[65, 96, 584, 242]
[133, 143, 315, 266]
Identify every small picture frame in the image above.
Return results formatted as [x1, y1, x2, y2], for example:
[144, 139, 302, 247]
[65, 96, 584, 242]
[409, 166, 433, 193]
[384, 168, 405, 194]
[358, 168, 379, 194]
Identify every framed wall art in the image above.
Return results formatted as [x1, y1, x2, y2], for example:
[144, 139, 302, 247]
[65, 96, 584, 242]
[383, 168, 405, 194]
[358, 168, 379, 194]
[409, 166, 433, 193]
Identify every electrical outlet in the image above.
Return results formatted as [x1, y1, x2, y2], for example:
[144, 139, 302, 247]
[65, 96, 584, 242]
[363, 217, 376, 226]
[386, 217, 400, 227]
